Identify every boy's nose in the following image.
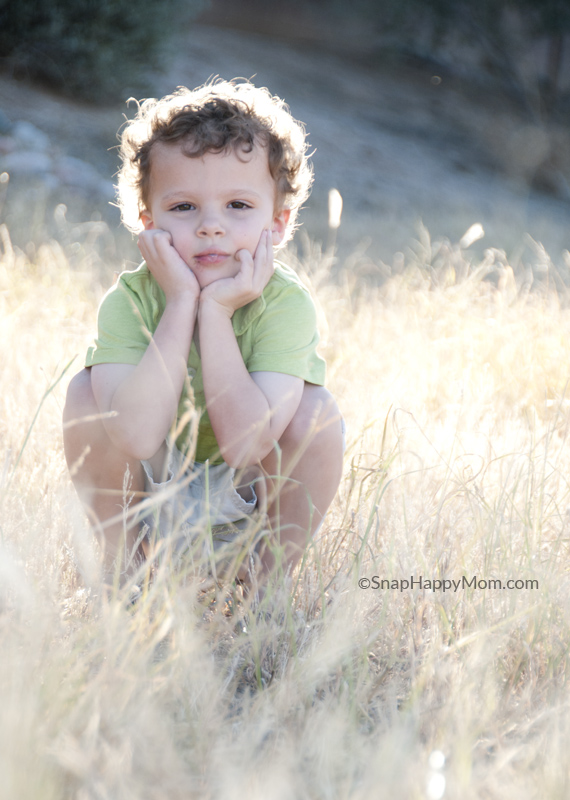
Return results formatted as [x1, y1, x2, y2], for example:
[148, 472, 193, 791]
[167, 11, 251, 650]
[197, 212, 224, 237]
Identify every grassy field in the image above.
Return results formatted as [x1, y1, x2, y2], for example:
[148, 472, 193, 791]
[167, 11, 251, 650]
[1, 212, 570, 799]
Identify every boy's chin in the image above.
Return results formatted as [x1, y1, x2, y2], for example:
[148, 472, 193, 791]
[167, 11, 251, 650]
[194, 262, 241, 289]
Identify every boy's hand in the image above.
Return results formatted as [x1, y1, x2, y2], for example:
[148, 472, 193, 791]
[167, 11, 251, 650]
[200, 230, 274, 318]
[138, 229, 200, 303]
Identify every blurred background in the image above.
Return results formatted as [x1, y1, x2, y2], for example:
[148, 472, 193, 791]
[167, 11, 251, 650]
[0, 0, 569, 274]
[4, 7, 570, 796]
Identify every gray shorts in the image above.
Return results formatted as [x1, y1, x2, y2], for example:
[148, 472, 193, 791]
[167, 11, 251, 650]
[138, 416, 347, 555]
[139, 447, 258, 553]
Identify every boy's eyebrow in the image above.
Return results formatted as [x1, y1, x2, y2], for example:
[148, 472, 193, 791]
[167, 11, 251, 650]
[161, 188, 265, 202]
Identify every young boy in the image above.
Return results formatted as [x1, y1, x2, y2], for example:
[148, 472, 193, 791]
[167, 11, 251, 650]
[63, 80, 344, 588]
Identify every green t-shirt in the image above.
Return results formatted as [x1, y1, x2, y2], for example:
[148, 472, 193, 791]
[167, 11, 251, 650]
[85, 260, 326, 463]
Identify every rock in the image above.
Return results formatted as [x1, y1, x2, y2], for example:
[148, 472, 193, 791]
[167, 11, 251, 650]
[0, 121, 114, 199]
[54, 155, 114, 198]
[0, 135, 16, 155]
[0, 110, 12, 135]
[2, 150, 53, 175]
[12, 120, 51, 152]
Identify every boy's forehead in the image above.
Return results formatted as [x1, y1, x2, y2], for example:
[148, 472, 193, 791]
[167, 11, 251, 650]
[147, 140, 277, 191]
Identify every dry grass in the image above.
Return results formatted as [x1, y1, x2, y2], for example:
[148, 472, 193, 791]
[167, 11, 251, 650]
[1, 214, 570, 799]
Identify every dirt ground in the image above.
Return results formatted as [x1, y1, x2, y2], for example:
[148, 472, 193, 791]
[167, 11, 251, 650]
[1, 22, 569, 267]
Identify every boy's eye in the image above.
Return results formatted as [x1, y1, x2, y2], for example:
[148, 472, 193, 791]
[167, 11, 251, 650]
[228, 201, 250, 210]
[173, 203, 194, 211]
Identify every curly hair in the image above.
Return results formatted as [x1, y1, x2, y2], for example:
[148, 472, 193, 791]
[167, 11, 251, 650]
[117, 80, 313, 242]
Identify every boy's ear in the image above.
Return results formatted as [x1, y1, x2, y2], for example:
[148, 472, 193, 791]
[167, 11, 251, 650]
[271, 208, 291, 246]
[140, 211, 154, 230]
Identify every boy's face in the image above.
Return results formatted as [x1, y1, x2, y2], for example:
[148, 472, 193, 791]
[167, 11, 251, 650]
[140, 142, 290, 289]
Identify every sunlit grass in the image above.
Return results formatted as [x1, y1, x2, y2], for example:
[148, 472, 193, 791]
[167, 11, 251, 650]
[2, 214, 570, 799]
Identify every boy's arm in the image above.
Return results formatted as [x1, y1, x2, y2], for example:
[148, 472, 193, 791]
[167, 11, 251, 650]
[198, 232, 305, 467]
[200, 300, 304, 466]
[91, 231, 200, 460]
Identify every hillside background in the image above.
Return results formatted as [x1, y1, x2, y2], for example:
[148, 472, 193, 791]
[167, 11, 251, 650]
[1, 0, 569, 272]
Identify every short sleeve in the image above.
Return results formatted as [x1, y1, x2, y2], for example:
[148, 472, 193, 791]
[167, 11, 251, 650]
[85, 273, 157, 367]
[245, 282, 326, 384]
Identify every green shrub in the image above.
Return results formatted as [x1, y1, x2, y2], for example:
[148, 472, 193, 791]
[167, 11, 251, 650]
[0, 0, 205, 103]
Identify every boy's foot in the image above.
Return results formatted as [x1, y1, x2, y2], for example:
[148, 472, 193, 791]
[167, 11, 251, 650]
[101, 581, 143, 611]
[198, 579, 249, 634]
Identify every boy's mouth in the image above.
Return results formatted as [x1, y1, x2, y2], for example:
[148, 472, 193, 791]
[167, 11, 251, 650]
[194, 249, 230, 265]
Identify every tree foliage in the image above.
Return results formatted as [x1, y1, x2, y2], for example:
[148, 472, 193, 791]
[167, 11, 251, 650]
[304, 0, 570, 109]
[518, 0, 570, 34]
[312, 0, 570, 35]
[0, 0, 204, 103]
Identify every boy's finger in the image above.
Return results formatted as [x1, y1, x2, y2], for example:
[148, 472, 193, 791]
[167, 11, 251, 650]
[252, 230, 274, 290]
[236, 248, 254, 280]
[151, 230, 175, 257]
[138, 229, 171, 259]
[253, 229, 270, 264]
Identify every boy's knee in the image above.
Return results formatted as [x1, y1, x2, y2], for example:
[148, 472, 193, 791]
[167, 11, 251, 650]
[64, 368, 96, 420]
[284, 384, 342, 449]
[63, 370, 101, 462]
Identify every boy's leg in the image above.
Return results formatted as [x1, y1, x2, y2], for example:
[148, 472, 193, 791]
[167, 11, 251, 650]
[62, 368, 146, 582]
[63, 372, 343, 585]
[258, 383, 344, 577]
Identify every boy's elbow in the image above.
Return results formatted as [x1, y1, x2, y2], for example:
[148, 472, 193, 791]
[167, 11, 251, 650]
[222, 449, 256, 470]
[105, 422, 161, 462]
[221, 438, 275, 469]
[125, 440, 161, 462]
